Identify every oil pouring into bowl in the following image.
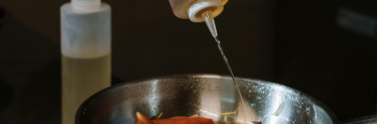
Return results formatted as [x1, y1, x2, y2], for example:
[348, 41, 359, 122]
[168, 0, 251, 123]
[61, 0, 261, 123]
[139, 0, 252, 123]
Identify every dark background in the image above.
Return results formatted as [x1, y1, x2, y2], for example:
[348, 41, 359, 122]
[0, 0, 376, 123]
[275, 0, 377, 121]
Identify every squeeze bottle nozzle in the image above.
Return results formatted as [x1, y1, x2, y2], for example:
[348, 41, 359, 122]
[168, 0, 226, 38]
[168, 0, 227, 22]
[202, 10, 218, 38]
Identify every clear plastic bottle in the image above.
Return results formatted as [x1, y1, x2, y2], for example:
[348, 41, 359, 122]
[60, 0, 111, 124]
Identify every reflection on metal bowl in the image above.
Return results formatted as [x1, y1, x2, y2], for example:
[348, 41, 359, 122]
[75, 74, 339, 124]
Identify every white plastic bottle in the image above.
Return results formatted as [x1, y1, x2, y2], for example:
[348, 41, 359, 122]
[168, 0, 228, 37]
[60, 0, 111, 124]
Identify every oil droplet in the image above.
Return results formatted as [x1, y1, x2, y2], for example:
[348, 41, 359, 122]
[250, 103, 256, 107]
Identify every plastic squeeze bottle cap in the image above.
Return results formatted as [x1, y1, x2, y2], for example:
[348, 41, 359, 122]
[169, 0, 227, 38]
[188, 0, 224, 22]
[169, 0, 227, 22]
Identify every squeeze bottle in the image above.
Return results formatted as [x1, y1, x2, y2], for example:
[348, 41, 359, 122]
[60, 0, 111, 124]
[168, 0, 228, 37]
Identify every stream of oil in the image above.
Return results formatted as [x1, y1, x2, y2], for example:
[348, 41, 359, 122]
[214, 37, 247, 123]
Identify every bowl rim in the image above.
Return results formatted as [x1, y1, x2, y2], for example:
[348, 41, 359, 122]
[75, 73, 340, 124]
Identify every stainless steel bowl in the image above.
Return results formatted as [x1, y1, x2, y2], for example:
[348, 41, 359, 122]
[75, 74, 339, 124]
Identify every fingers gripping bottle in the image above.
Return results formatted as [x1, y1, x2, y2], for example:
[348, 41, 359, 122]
[60, 0, 111, 124]
[168, 0, 228, 37]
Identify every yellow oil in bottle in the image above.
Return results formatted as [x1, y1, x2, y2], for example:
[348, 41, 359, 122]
[62, 53, 111, 124]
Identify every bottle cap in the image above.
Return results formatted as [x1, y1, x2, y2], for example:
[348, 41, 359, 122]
[188, 0, 223, 22]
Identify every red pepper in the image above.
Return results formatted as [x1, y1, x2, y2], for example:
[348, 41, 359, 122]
[136, 112, 154, 124]
[152, 117, 214, 124]
[252, 121, 262, 124]
[136, 112, 214, 124]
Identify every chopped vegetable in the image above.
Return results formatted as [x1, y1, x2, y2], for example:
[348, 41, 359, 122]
[151, 112, 164, 120]
[136, 112, 214, 124]
[220, 112, 236, 116]
[156, 112, 163, 119]
[252, 121, 262, 124]
[168, 116, 189, 119]
[152, 117, 215, 124]
[136, 112, 154, 124]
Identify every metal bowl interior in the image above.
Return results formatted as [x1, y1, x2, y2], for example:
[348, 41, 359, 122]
[75, 74, 339, 124]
